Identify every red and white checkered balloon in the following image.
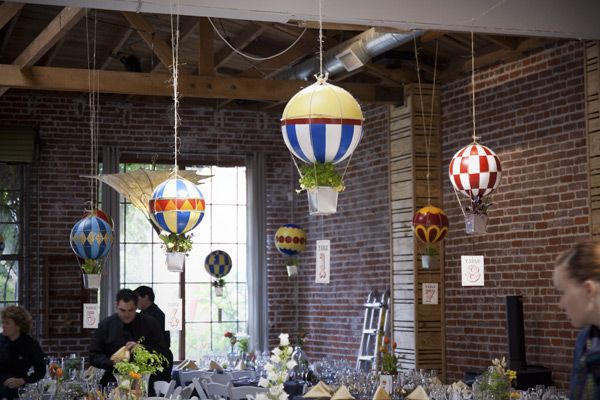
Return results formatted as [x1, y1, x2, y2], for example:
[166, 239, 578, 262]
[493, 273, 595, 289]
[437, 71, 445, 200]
[449, 143, 502, 198]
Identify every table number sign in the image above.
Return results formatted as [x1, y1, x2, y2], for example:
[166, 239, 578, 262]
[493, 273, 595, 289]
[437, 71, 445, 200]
[422, 283, 438, 305]
[461, 255, 484, 286]
[83, 303, 99, 329]
[315, 240, 330, 284]
[166, 299, 182, 331]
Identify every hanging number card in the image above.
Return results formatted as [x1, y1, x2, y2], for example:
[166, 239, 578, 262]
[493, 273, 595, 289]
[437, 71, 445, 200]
[83, 303, 99, 329]
[422, 283, 439, 305]
[166, 299, 182, 331]
[461, 255, 485, 286]
[316, 240, 330, 284]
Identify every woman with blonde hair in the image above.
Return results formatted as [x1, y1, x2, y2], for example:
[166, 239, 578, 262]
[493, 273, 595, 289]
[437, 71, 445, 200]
[0, 305, 45, 399]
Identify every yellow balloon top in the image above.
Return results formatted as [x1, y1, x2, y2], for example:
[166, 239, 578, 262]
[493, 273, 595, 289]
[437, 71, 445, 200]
[282, 80, 364, 121]
[417, 205, 446, 215]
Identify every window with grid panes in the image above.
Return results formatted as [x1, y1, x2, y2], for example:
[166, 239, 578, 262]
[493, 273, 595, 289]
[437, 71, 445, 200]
[119, 163, 247, 360]
[0, 165, 24, 311]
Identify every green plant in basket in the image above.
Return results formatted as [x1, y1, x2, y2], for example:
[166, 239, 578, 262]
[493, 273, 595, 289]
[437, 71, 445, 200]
[211, 278, 226, 288]
[423, 245, 439, 258]
[81, 258, 103, 274]
[159, 233, 193, 253]
[298, 162, 345, 192]
[113, 341, 167, 377]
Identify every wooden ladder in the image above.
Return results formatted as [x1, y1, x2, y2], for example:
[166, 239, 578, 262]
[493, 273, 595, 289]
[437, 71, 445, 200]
[356, 290, 390, 371]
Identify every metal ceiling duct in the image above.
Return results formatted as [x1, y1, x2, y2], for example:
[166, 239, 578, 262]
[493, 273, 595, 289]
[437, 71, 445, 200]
[279, 28, 424, 81]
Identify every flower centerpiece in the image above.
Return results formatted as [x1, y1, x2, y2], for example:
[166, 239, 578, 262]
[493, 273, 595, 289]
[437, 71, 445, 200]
[257, 333, 296, 400]
[237, 333, 250, 354]
[113, 342, 167, 400]
[379, 336, 398, 375]
[474, 356, 516, 400]
[224, 331, 238, 354]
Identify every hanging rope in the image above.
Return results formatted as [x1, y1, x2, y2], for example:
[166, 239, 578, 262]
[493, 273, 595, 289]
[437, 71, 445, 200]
[413, 37, 439, 206]
[471, 31, 479, 144]
[318, 0, 323, 77]
[85, 9, 100, 210]
[170, 0, 181, 173]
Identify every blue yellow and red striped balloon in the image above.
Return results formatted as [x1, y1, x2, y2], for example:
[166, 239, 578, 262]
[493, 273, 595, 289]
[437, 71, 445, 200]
[204, 250, 232, 279]
[281, 80, 364, 165]
[149, 177, 205, 234]
[412, 205, 449, 245]
[70, 215, 114, 260]
[274, 224, 306, 257]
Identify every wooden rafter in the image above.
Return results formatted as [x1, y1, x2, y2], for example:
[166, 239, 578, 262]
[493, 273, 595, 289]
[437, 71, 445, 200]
[364, 63, 417, 84]
[0, 64, 403, 103]
[483, 34, 519, 50]
[0, 5, 22, 55]
[121, 11, 172, 70]
[214, 22, 266, 70]
[0, 2, 24, 31]
[439, 37, 547, 81]
[13, 7, 84, 67]
[198, 17, 214, 76]
[150, 21, 198, 73]
[100, 28, 133, 70]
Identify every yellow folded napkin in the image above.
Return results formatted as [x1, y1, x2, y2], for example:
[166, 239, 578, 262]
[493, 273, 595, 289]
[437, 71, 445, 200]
[186, 360, 199, 370]
[431, 377, 442, 386]
[110, 346, 130, 362]
[304, 382, 332, 398]
[331, 385, 354, 400]
[209, 360, 223, 371]
[407, 385, 429, 400]
[373, 386, 391, 400]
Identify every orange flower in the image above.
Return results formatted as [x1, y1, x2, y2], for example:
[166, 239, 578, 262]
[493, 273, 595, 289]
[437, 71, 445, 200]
[56, 368, 63, 378]
[379, 346, 388, 353]
[383, 337, 391, 344]
[392, 341, 397, 349]
[129, 371, 141, 380]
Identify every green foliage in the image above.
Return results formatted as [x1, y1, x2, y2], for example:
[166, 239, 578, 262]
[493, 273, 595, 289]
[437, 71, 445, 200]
[211, 278, 226, 288]
[159, 233, 193, 253]
[465, 195, 493, 215]
[298, 163, 345, 192]
[381, 352, 398, 375]
[114, 342, 167, 376]
[423, 245, 439, 257]
[81, 259, 103, 274]
[237, 337, 250, 353]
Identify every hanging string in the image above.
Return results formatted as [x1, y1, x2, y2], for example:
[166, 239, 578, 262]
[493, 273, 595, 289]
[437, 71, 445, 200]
[85, 9, 100, 210]
[471, 31, 478, 144]
[413, 37, 439, 205]
[318, 0, 323, 77]
[170, 0, 181, 172]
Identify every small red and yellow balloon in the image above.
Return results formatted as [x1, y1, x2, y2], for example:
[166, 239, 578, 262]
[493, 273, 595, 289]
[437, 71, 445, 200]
[274, 224, 306, 257]
[412, 205, 449, 245]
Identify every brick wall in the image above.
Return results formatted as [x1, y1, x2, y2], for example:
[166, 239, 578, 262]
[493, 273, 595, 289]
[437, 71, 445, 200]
[267, 104, 392, 359]
[441, 41, 588, 388]
[0, 92, 290, 357]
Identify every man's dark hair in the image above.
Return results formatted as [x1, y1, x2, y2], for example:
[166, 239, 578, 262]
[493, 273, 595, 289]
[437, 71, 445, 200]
[116, 288, 138, 305]
[134, 285, 155, 302]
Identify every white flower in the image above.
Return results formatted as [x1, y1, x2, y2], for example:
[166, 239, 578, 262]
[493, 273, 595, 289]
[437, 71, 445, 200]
[279, 333, 290, 346]
[256, 393, 269, 400]
[270, 354, 281, 364]
[264, 363, 275, 373]
[286, 360, 297, 370]
[258, 378, 270, 388]
[277, 392, 289, 400]
[272, 347, 282, 357]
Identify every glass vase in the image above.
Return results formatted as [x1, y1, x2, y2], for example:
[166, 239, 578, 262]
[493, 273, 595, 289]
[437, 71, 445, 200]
[115, 373, 150, 400]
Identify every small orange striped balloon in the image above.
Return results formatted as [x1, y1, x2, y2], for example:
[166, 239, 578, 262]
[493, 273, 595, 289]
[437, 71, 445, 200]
[412, 205, 449, 245]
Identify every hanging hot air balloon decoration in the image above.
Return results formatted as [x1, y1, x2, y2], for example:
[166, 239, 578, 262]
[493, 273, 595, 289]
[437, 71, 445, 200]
[274, 224, 306, 277]
[149, 176, 205, 272]
[70, 212, 114, 289]
[412, 205, 449, 269]
[205, 250, 232, 297]
[449, 33, 503, 235]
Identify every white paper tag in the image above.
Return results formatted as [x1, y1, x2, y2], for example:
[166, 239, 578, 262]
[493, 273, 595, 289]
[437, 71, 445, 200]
[380, 374, 393, 394]
[315, 240, 330, 283]
[166, 299, 182, 331]
[422, 283, 438, 305]
[461, 255, 485, 286]
[83, 303, 99, 329]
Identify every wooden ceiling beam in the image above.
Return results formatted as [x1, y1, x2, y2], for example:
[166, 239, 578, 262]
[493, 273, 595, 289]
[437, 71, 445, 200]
[483, 34, 520, 50]
[121, 11, 173, 70]
[214, 22, 266, 70]
[100, 28, 133, 70]
[198, 17, 214, 76]
[439, 37, 547, 81]
[0, 2, 24, 31]
[0, 64, 402, 103]
[364, 63, 416, 84]
[13, 7, 84, 67]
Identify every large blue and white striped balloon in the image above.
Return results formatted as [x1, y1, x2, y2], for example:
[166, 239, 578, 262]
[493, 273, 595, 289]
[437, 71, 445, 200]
[204, 250, 232, 279]
[281, 80, 364, 165]
[70, 215, 114, 260]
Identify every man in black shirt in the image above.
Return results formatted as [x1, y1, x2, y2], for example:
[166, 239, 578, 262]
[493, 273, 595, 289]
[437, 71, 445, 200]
[89, 289, 170, 390]
[134, 286, 174, 382]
